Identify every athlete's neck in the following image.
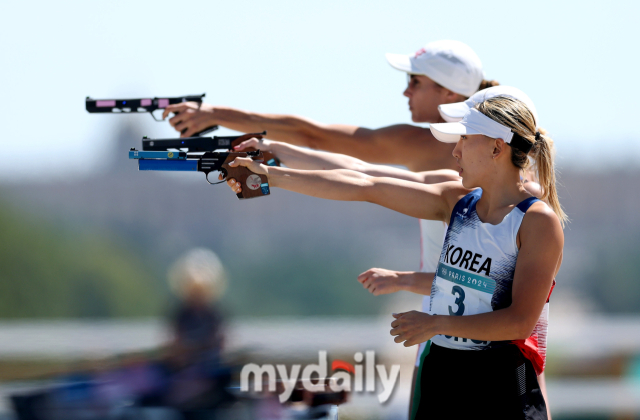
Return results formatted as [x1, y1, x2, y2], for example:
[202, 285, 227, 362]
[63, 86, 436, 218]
[475, 168, 531, 225]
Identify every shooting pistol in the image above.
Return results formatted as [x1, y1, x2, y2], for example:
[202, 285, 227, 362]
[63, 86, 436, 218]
[141, 131, 281, 167]
[86, 93, 218, 136]
[130, 131, 277, 199]
[129, 148, 270, 199]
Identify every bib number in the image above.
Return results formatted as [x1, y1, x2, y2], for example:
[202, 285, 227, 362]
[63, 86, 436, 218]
[448, 285, 466, 316]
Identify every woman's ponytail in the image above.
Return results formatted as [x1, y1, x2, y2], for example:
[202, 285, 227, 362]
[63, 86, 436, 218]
[531, 128, 568, 226]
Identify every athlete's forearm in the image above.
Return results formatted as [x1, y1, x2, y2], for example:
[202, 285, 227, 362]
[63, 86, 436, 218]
[400, 272, 435, 295]
[268, 141, 371, 171]
[271, 141, 452, 184]
[215, 107, 456, 170]
[268, 166, 375, 202]
[538, 372, 552, 419]
[265, 166, 451, 221]
[213, 107, 378, 155]
[433, 306, 538, 342]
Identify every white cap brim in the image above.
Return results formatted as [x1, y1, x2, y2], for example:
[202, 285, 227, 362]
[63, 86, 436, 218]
[439, 86, 540, 127]
[385, 53, 413, 73]
[430, 122, 481, 143]
[438, 102, 470, 122]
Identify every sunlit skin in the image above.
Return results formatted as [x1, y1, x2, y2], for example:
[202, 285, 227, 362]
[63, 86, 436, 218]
[404, 75, 465, 123]
[228, 134, 529, 214]
[453, 134, 506, 190]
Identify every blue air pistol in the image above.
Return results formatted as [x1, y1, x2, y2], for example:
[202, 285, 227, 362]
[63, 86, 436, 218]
[141, 131, 280, 167]
[129, 148, 270, 199]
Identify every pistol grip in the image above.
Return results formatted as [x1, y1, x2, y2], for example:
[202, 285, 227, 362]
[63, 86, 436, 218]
[222, 155, 270, 199]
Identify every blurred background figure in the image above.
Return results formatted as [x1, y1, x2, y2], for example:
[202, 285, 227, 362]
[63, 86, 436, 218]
[8, 249, 235, 420]
[166, 248, 226, 369]
[135, 248, 233, 416]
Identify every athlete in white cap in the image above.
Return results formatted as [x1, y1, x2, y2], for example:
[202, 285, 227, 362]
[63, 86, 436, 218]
[225, 95, 564, 418]
[162, 40, 494, 173]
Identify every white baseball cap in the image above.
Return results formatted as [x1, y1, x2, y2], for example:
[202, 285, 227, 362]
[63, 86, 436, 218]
[386, 40, 484, 97]
[439, 86, 539, 127]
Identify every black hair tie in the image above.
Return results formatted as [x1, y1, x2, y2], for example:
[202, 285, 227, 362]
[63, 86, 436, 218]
[510, 132, 533, 154]
[535, 131, 541, 141]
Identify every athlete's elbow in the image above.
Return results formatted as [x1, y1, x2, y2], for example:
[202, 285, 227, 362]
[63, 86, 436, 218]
[301, 123, 343, 150]
[512, 317, 538, 340]
[359, 177, 383, 203]
[303, 135, 321, 149]
[351, 161, 368, 173]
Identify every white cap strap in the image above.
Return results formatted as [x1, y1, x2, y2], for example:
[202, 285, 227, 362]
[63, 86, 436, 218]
[462, 109, 514, 143]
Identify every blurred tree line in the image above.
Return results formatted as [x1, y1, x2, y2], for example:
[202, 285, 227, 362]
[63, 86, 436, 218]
[0, 200, 164, 318]
[0, 194, 387, 319]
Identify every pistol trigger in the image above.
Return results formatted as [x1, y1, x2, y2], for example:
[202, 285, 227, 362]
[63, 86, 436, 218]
[150, 109, 163, 122]
[204, 172, 226, 185]
[205, 172, 215, 185]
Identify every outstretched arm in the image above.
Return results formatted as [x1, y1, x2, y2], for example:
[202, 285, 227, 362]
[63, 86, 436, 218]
[162, 103, 457, 171]
[235, 138, 461, 184]
[227, 157, 467, 222]
[391, 202, 563, 345]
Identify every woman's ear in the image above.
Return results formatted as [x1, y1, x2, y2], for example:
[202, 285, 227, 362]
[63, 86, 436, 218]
[492, 138, 506, 159]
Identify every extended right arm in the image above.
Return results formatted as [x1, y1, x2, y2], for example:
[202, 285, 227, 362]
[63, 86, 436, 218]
[227, 157, 467, 222]
[162, 103, 457, 172]
[236, 138, 461, 184]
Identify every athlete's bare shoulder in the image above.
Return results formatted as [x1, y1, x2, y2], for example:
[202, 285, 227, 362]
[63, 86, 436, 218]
[523, 201, 560, 223]
[437, 182, 474, 215]
[519, 201, 564, 246]
[418, 169, 461, 184]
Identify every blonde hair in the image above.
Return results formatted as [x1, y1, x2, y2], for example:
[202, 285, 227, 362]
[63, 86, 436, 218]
[168, 248, 227, 301]
[476, 96, 568, 226]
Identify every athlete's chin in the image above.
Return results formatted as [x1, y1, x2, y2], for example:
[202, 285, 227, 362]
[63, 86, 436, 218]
[461, 175, 478, 190]
[410, 111, 429, 123]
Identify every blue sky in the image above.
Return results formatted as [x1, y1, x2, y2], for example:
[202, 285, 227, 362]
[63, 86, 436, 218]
[1, 0, 639, 181]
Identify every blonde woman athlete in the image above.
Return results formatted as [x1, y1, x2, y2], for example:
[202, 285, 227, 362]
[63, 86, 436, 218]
[226, 96, 563, 418]
[229, 85, 550, 418]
